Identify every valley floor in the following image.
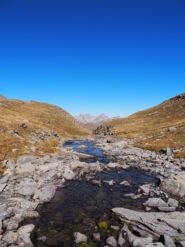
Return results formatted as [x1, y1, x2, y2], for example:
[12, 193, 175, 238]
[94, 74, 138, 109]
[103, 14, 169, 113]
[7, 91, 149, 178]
[0, 138, 185, 246]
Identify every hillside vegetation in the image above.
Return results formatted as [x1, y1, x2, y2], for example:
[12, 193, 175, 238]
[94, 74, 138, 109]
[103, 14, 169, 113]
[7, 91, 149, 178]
[0, 98, 89, 165]
[95, 94, 185, 156]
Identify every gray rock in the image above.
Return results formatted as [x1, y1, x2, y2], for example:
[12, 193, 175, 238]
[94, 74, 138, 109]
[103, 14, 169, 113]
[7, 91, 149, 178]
[16, 156, 37, 165]
[139, 184, 152, 194]
[23, 211, 39, 219]
[0, 204, 11, 221]
[63, 169, 76, 180]
[106, 236, 117, 247]
[3, 216, 22, 231]
[111, 225, 120, 231]
[104, 180, 115, 186]
[120, 181, 130, 186]
[124, 193, 135, 198]
[37, 162, 59, 173]
[158, 207, 176, 212]
[17, 224, 35, 247]
[131, 194, 142, 200]
[0, 175, 9, 184]
[112, 207, 185, 242]
[16, 163, 35, 176]
[168, 127, 176, 133]
[124, 225, 153, 247]
[91, 180, 101, 187]
[0, 220, 2, 233]
[163, 234, 176, 247]
[0, 240, 8, 247]
[161, 174, 185, 198]
[74, 232, 87, 244]
[118, 232, 125, 247]
[34, 184, 56, 203]
[108, 163, 120, 169]
[180, 241, 185, 247]
[0, 183, 6, 194]
[3, 231, 18, 244]
[15, 179, 38, 196]
[133, 237, 153, 247]
[166, 148, 173, 156]
[143, 198, 168, 208]
[3, 160, 15, 176]
[146, 244, 165, 247]
[93, 233, 101, 242]
[10, 198, 38, 211]
[168, 198, 179, 208]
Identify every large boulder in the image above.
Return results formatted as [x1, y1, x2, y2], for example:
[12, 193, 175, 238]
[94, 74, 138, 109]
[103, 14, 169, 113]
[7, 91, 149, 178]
[17, 224, 35, 247]
[161, 173, 185, 198]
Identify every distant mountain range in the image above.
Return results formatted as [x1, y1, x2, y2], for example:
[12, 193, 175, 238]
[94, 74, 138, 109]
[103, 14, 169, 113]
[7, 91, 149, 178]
[75, 113, 111, 130]
[75, 113, 110, 124]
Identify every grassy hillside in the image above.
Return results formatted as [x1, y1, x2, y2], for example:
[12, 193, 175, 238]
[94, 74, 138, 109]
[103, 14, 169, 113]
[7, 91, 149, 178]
[95, 93, 185, 156]
[0, 99, 89, 164]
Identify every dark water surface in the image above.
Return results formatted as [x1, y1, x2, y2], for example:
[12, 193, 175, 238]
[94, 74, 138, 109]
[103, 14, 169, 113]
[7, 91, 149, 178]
[26, 140, 158, 247]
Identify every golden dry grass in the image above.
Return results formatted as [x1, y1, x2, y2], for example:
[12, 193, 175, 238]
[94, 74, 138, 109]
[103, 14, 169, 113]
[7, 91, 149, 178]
[0, 99, 89, 168]
[96, 94, 185, 152]
[175, 150, 185, 159]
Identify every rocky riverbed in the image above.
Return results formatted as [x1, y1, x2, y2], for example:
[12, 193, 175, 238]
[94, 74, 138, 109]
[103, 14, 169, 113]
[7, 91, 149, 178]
[0, 138, 185, 247]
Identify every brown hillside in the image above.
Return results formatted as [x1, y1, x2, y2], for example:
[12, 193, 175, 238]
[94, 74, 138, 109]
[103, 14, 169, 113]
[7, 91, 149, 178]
[0, 99, 89, 164]
[0, 94, 6, 101]
[95, 93, 185, 156]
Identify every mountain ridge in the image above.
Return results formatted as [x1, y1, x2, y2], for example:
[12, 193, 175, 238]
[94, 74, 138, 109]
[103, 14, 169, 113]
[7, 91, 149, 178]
[0, 97, 89, 162]
[75, 113, 110, 131]
[95, 93, 185, 157]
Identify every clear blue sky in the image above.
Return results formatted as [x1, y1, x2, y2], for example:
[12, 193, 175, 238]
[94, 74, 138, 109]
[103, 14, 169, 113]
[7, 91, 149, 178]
[0, 0, 185, 117]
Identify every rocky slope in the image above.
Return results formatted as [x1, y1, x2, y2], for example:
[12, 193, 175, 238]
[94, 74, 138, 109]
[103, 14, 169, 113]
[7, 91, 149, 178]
[0, 97, 89, 163]
[95, 93, 185, 157]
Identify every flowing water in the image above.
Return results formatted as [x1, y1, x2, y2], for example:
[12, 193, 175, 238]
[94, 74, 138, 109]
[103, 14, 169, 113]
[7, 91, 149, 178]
[64, 139, 109, 164]
[25, 140, 159, 247]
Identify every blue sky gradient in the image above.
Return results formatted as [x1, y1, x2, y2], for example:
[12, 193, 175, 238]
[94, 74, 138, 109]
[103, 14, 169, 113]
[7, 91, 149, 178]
[0, 0, 185, 116]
